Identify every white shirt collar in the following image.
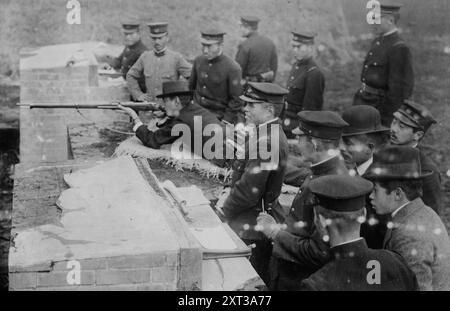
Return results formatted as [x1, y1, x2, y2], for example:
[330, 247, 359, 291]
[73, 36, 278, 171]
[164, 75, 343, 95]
[383, 28, 398, 37]
[357, 157, 373, 176]
[258, 118, 279, 128]
[311, 152, 340, 168]
[392, 201, 411, 218]
[334, 237, 364, 248]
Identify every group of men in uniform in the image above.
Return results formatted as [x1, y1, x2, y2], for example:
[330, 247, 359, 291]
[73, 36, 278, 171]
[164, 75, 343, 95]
[116, 2, 450, 291]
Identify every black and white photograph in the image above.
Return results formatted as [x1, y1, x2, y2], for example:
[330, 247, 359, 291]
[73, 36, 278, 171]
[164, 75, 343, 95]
[1, 0, 450, 296]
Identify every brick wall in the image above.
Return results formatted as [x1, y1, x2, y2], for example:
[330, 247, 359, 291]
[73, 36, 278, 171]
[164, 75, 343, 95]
[19, 42, 130, 164]
[9, 253, 180, 291]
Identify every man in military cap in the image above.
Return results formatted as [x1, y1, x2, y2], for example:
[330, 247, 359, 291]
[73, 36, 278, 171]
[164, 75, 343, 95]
[107, 20, 149, 93]
[117, 81, 224, 161]
[220, 82, 289, 285]
[257, 111, 349, 290]
[282, 31, 325, 138]
[189, 29, 244, 124]
[127, 22, 192, 102]
[235, 16, 278, 83]
[341, 105, 391, 249]
[299, 175, 418, 291]
[390, 101, 443, 215]
[364, 146, 450, 291]
[353, 3, 414, 126]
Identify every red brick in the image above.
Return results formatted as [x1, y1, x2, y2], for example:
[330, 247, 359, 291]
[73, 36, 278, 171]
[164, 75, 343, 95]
[151, 266, 177, 283]
[9, 272, 37, 289]
[52, 259, 107, 271]
[95, 269, 151, 285]
[37, 271, 95, 287]
[107, 253, 167, 269]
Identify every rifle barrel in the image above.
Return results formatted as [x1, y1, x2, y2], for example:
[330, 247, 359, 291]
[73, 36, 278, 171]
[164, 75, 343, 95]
[18, 102, 163, 112]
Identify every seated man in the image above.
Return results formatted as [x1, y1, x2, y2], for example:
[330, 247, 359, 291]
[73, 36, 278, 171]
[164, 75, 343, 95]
[221, 82, 289, 285]
[257, 111, 349, 290]
[300, 174, 418, 291]
[364, 146, 450, 290]
[390, 100, 443, 215]
[118, 80, 226, 162]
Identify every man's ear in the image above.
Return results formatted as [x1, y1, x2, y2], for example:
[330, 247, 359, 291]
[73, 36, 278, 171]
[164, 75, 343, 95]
[413, 130, 424, 142]
[394, 187, 405, 201]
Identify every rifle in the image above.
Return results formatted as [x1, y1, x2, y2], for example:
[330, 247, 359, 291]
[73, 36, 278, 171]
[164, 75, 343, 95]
[18, 101, 166, 113]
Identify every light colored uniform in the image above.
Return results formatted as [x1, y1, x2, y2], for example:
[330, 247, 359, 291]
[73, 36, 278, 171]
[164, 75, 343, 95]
[126, 49, 192, 101]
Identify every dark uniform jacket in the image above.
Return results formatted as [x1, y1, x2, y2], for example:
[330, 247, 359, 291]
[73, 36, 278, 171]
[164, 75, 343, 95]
[135, 101, 224, 159]
[235, 32, 278, 82]
[222, 120, 289, 241]
[112, 40, 148, 92]
[269, 155, 349, 290]
[354, 31, 414, 126]
[419, 147, 443, 216]
[300, 238, 418, 291]
[189, 53, 244, 124]
[283, 58, 325, 137]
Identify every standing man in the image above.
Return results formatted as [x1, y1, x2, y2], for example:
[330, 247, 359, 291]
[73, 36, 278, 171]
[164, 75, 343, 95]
[108, 20, 148, 93]
[127, 22, 192, 102]
[257, 111, 349, 290]
[235, 16, 278, 83]
[300, 175, 418, 291]
[221, 82, 289, 285]
[353, 3, 414, 126]
[189, 29, 244, 124]
[365, 146, 450, 291]
[390, 100, 443, 215]
[282, 31, 325, 138]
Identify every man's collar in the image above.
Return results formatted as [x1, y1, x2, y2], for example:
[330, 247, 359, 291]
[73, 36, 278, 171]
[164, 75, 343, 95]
[247, 31, 257, 38]
[391, 200, 411, 218]
[383, 28, 398, 37]
[128, 40, 143, 49]
[258, 118, 279, 128]
[331, 238, 367, 259]
[297, 56, 314, 66]
[357, 157, 373, 176]
[208, 51, 224, 63]
[310, 153, 344, 176]
[154, 47, 167, 57]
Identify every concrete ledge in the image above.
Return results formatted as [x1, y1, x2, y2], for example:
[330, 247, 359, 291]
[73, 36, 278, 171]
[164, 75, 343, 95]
[9, 156, 202, 290]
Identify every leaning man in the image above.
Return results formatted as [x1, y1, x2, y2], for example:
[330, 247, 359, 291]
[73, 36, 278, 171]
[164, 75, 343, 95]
[221, 82, 289, 285]
[118, 81, 224, 160]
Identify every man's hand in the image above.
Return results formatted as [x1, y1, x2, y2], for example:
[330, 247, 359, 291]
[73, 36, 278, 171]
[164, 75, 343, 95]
[256, 212, 281, 240]
[136, 94, 152, 102]
[117, 104, 140, 122]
